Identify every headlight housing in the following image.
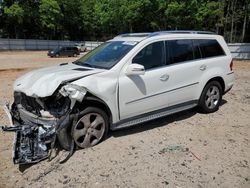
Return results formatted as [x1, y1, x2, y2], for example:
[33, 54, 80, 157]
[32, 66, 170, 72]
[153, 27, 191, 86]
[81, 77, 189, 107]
[59, 84, 87, 102]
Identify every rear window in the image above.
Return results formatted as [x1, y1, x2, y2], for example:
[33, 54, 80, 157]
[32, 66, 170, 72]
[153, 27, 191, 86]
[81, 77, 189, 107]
[197, 39, 225, 58]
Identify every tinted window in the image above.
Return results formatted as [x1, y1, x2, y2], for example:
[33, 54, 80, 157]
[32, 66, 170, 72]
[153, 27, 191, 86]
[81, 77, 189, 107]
[198, 39, 225, 58]
[192, 40, 202, 59]
[167, 40, 194, 64]
[132, 41, 165, 70]
[66, 47, 76, 51]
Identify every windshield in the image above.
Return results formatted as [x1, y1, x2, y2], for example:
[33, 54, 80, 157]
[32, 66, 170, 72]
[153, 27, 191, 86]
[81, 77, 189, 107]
[73, 41, 137, 69]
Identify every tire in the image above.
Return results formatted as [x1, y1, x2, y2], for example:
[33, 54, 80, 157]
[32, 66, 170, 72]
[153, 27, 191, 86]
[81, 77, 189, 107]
[73, 53, 77, 57]
[198, 81, 222, 113]
[71, 107, 109, 149]
[55, 53, 59, 58]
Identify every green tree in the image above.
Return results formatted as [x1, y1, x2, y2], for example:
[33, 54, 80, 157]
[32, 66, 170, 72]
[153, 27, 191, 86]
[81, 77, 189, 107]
[57, 0, 82, 40]
[39, 0, 63, 39]
[195, 1, 224, 33]
[4, 2, 24, 38]
[0, 0, 250, 42]
[79, 0, 98, 40]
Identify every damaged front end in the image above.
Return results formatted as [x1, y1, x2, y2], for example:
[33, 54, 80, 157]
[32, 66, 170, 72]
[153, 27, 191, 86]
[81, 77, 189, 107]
[1, 84, 86, 164]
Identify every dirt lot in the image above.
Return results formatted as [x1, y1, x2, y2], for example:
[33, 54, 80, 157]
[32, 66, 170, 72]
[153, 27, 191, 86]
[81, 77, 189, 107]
[0, 51, 249, 188]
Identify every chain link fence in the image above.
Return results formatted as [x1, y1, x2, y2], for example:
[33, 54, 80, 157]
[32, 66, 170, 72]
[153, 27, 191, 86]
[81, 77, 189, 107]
[227, 43, 250, 60]
[0, 38, 103, 51]
[0, 38, 249, 60]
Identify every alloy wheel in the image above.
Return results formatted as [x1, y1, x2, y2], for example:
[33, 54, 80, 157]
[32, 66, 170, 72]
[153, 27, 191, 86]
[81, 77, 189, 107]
[205, 86, 220, 109]
[72, 113, 106, 148]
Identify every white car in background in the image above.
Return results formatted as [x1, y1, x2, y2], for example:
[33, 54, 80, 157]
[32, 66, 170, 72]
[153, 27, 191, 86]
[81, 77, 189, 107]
[2, 31, 234, 164]
[75, 42, 87, 52]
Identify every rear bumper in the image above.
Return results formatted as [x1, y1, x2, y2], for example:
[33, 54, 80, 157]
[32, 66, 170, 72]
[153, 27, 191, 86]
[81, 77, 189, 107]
[224, 72, 234, 94]
[47, 53, 55, 57]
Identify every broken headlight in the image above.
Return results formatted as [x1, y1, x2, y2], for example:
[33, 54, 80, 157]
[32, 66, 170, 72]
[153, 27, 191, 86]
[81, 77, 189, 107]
[59, 84, 87, 103]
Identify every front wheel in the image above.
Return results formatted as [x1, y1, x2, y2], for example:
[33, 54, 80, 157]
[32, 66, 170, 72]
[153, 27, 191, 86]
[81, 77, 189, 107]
[72, 107, 109, 149]
[198, 81, 222, 113]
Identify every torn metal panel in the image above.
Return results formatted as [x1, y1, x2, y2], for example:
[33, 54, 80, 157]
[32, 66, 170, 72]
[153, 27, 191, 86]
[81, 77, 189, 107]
[13, 125, 50, 164]
[3, 104, 13, 126]
[1, 90, 76, 164]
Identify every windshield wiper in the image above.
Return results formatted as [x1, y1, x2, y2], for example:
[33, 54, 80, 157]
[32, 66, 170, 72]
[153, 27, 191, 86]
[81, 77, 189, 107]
[82, 63, 95, 68]
[73, 61, 108, 70]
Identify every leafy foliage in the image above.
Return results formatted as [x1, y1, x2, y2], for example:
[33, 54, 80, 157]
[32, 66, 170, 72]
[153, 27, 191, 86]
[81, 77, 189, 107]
[39, 0, 62, 38]
[0, 0, 249, 42]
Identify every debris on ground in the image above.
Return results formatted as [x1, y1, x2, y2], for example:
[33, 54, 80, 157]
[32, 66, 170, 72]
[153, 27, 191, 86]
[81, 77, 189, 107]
[159, 145, 201, 161]
[158, 145, 189, 154]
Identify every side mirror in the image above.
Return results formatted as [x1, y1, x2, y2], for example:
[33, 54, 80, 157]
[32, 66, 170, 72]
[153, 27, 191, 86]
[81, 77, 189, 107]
[126, 64, 145, 76]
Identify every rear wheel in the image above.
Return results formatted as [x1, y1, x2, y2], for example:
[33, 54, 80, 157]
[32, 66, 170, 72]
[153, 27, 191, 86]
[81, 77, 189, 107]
[198, 81, 222, 113]
[72, 107, 108, 149]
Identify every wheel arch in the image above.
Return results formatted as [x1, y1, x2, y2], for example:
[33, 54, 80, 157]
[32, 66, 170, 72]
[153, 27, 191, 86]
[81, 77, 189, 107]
[79, 92, 113, 126]
[196, 75, 225, 100]
[205, 77, 225, 92]
[198, 76, 225, 100]
[57, 93, 113, 150]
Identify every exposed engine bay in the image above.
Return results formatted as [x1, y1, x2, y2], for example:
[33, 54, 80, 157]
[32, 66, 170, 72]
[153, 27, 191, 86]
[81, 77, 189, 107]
[1, 84, 87, 164]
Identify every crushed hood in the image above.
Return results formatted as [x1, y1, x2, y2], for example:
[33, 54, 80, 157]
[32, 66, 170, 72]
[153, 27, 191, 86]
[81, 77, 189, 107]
[14, 63, 104, 97]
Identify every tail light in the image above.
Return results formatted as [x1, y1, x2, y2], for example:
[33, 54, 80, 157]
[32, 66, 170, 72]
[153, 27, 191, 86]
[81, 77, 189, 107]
[230, 60, 233, 71]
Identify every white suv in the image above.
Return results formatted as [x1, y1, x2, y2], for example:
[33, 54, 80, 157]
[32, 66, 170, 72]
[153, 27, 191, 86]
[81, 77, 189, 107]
[2, 31, 234, 164]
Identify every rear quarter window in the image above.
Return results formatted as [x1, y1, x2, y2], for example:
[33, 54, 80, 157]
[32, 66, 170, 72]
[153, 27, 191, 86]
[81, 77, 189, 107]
[197, 39, 225, 58]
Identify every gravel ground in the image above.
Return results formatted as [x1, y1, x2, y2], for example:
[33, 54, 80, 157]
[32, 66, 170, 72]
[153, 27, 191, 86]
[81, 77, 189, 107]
[0, 51, 249, 188]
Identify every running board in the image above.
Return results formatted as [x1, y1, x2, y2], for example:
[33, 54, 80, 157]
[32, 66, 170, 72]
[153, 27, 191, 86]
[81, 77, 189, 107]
[112, 101, 197, 130]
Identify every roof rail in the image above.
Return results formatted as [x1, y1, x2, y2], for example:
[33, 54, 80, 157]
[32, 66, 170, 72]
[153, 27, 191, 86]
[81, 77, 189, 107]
[148, 30, 216, 37]
[115, 33, 150, 38]
[114, 30, 216, 39]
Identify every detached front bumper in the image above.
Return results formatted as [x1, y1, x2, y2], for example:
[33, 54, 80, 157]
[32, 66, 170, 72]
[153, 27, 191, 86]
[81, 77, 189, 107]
[1, 104, 57, 164]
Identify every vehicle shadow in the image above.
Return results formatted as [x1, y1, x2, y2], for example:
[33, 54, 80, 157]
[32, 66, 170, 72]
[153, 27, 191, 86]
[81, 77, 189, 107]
[110, 109, 196, 138]
[110, 99, 227, 138]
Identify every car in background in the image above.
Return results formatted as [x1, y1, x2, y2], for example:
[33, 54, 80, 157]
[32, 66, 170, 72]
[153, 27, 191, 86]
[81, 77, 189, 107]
[48, 46, 80, 57]
[75, 42, 87, 52]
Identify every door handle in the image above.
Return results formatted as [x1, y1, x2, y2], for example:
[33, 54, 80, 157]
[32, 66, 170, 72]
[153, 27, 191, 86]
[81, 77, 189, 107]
[200, 65, 207, 71]
[160, 74, 169, 81]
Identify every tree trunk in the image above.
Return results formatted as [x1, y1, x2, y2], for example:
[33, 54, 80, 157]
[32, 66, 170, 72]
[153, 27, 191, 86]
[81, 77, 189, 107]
[241, 5, 247, 42]
[230, 0, 235, 43]
[129, 22, 133, 33]
[224, 0, 230, 41]
[230, 0, 238, 43]
[14, 26, 17, 39]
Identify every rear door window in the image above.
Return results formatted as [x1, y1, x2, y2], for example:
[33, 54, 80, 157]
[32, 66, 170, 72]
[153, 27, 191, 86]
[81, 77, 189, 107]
[197, 39, 225, 58]
[192, 40, 202, 59]
[167, 40, 194, 64]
